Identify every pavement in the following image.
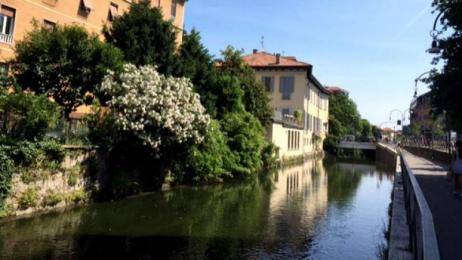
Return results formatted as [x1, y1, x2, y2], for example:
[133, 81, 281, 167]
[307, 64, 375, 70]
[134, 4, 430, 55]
[402, 151, 462, 260]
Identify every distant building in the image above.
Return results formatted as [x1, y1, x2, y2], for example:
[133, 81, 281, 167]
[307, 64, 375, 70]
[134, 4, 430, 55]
[410, 91, 433, 136]
[381, 127, 396, 142]
[325, 86, 348, 95]
[243, 50, 330, 160]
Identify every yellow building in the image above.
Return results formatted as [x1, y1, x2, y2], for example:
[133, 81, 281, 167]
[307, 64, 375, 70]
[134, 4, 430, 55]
[243, 50, 330, 160]
[0, 0, 186, 64]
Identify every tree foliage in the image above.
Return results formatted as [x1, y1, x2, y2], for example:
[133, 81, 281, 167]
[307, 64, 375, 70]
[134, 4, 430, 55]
[100, 64, 210, 152]
[324, 92, 373, 153]
[430, 0, 462, 131]
[217, 46, 273, 125]
[104, 0, 178, 75]
[13, 24, 124, 118]
[0, 91, 60, 140]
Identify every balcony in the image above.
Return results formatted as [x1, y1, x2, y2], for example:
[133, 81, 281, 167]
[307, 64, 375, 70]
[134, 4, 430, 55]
[273, 109, 304, 129]
[0, 33, 13, 45]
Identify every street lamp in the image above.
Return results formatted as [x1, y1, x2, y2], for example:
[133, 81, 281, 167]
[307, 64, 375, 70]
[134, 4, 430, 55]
[427, 9, 447, 54]
[389, 109, 405, 126]
[414, 70, 433, 98]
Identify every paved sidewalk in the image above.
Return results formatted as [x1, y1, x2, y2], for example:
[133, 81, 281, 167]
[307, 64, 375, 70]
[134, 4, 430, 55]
[402, 151, 462, 260]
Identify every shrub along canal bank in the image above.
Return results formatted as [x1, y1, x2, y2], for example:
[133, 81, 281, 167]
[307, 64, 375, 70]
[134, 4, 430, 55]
[0, 157, 394, 259]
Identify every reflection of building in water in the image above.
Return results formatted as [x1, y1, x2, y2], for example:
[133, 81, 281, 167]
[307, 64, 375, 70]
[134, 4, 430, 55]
[262, 159, 328, 256]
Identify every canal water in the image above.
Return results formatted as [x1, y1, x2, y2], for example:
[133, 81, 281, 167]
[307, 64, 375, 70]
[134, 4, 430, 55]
[0, 159, 393, 259]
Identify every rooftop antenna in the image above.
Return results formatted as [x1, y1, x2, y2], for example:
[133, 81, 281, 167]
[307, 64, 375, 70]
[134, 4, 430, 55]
[260, 36, 265, 51]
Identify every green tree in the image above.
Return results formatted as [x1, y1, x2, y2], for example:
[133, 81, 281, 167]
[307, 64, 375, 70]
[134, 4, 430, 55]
[217, 46, 273, 125]
[324, 92, 362, 153]
[104, 0, 178, 75]
[178, 29, 220, 116]
[13, 25, 123, 118]
[359, 119, 372, 139]
[0, 91, 60, 140]
[429, 0, 462, 131]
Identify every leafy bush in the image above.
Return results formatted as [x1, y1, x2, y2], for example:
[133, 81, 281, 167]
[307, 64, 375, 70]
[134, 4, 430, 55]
[38, 139, 65, 162]
[42, 190, 64, 207]
[261, 142, 280, 171]
[13, 24, 123, 118]
[100, 64, 210, 152]
[18, 188, 39, 210]
[0, 91, 60, 140]
[220, 111, 265, 176]
[0, 148, 14, 211]
[67, 168, 79, 187]
[67, 189, 87, 203]
[172, 120, 236, 183]
[10, 141, 40, 166]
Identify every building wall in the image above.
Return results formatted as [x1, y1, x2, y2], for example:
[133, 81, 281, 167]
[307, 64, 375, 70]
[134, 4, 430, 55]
[256, 69, 306, 113]
[267, 122, 304, 160]
[304, 84, 329, 155]
[255, 68, 329, 159]
[0, 0, 185, 62]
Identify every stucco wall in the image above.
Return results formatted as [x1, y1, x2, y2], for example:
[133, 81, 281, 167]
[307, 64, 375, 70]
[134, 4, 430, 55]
[0, 0, 185, 61]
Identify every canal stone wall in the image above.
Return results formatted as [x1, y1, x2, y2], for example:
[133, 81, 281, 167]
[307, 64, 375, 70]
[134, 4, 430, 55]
[376, 143, 398, 170]
[2, 148, 100, 219]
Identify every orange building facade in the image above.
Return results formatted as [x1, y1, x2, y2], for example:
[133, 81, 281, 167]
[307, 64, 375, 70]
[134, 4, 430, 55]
[0, 0, 186, 64]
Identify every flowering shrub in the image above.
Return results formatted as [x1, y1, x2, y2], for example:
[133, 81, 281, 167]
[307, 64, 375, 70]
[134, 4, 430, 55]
[101, 64, 210, 151]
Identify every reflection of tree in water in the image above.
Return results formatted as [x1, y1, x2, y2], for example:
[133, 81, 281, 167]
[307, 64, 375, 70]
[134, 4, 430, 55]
[324, 162, 363, 206]
[0, 207, 86, 258]
[73, 179, 273, 259]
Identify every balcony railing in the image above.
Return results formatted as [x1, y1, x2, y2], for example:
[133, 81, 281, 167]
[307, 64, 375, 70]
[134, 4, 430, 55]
[273, 110, 304, 129]
[0, 34, 13, 45]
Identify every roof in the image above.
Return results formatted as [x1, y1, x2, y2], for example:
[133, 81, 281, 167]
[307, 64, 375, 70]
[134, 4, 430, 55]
[242, 51, 310, 68]
[243, 50, 330, 95]
[325, 86, 348, 95]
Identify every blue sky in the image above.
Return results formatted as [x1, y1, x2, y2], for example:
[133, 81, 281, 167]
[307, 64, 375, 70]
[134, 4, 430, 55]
[184, 0, 437, 127]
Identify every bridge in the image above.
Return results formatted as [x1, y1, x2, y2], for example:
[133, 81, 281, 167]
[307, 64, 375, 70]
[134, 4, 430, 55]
[337, 141, 376, 150]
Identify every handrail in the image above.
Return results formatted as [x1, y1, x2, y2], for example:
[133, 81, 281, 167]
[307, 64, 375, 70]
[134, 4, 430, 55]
[400, 153, 440, 260]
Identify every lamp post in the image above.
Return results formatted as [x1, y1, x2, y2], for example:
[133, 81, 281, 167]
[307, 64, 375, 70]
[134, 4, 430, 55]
[414, 71, 433, 98]
[427, 8, 447, 54]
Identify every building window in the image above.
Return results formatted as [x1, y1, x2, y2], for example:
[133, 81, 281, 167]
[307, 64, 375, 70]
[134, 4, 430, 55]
[171, 0, 177, 18]
[108, 2, 118, 21]
[287, 131, 291, 150]
[280, 76, 294, 100]
[262, 76, 274, 93]
[43, 20, 56, 30]
[0, 5, 15, 44]
[79, 0, 93, 17]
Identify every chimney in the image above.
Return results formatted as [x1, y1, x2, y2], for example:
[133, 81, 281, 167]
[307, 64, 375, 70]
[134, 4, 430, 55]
[276, 53, 281, 64]
[253, 49, 258, 54]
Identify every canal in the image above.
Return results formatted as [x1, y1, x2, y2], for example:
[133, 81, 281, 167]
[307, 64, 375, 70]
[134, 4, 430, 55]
[0, 158, 393, 259]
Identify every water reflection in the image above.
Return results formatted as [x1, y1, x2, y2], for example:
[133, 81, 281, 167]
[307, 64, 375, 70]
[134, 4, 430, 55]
[0, 158, 393, 259]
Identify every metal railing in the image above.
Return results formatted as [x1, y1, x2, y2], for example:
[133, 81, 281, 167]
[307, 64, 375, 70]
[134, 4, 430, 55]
[400, 154, 440, 260]
[272, 110, 303, 129]
[0, 33, 13, 45]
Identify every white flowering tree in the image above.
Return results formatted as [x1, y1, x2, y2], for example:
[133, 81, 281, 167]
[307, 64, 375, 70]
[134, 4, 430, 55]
[101, 64, 210, 152]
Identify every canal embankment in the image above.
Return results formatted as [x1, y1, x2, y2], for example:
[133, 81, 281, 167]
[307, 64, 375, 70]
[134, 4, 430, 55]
[1, 147, 100, 220]
[401, 150, 461, 260]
